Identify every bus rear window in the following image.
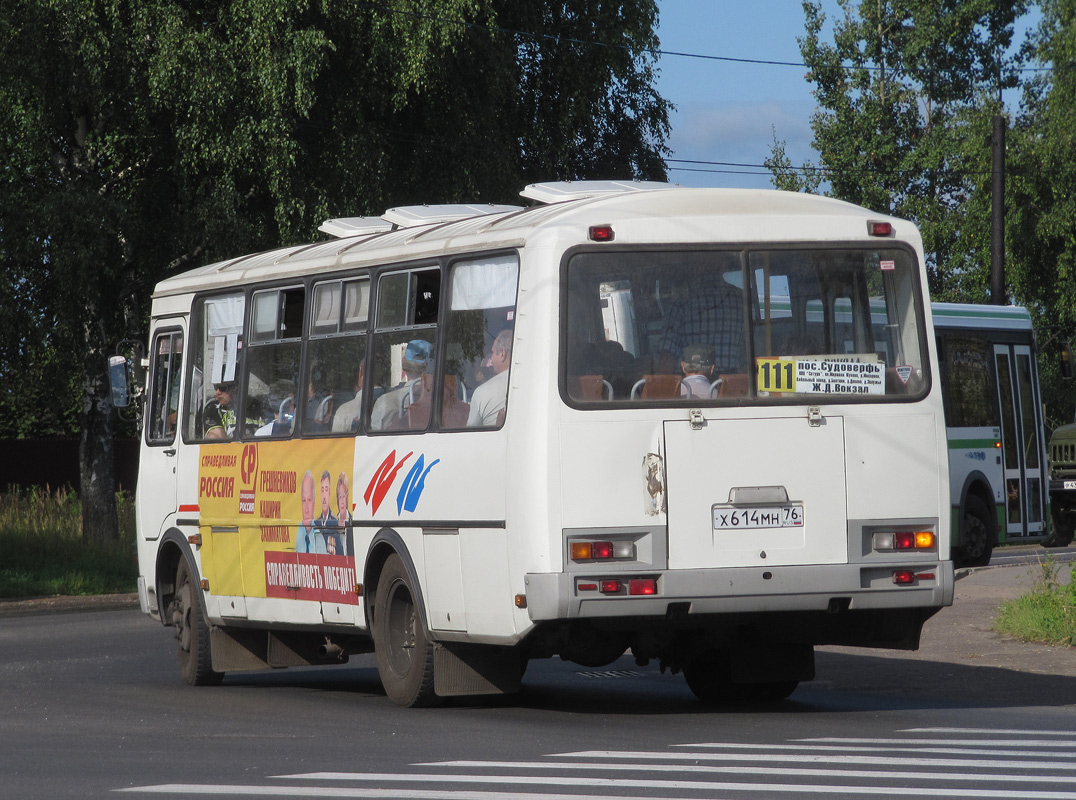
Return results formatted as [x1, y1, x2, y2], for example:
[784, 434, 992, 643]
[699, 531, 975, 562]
[564, 247, 927, 405]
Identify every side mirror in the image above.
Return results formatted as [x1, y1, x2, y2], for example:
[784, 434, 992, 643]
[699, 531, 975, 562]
[108, 355, 130, 407]
[1061, 341, 1074, 380]
[109, 339, 146, 422]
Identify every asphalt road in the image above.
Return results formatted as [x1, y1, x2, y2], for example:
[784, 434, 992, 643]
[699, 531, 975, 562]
[1, 551, 1075, 799]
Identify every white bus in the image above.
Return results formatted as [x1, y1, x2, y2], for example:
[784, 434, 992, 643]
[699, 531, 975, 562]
[115, 182, 953, 706]
[932, 303, 1048, 567]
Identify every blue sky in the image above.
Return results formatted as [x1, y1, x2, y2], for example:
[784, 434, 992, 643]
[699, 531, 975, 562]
[654, 1, 1040, 189]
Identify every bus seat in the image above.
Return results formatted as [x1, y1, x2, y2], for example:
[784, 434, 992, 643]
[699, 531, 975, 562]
[576, 375, 613, 401]
[630, 374, 682, 399]
[439, 375, 470, 428]
[716, 373, 749, 398]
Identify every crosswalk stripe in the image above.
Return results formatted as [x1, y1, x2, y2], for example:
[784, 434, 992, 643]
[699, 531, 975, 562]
[130, 774, 1076, 800]
[900, 728, 1076, 736]
[795, 738, 1076, 748]
[674, 742, 1076, 759]
[401, 759, 1076, 785]
[119, 786, 684, 800]
[556, 749, 1076, 771]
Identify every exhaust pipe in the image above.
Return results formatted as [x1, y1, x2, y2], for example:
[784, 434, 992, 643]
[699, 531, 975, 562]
[317, 639, 344, 661]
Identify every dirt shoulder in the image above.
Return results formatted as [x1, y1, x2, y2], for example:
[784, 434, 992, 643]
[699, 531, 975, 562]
[0, 592, 139, 617]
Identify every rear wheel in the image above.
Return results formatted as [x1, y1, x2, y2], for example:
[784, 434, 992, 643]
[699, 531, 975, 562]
[172, 558, 222, 686]
[1043, 504, 1076, 547]
[955, 494, 994, 568]
[683, 649, 738, 705]
[373, 554, 439, 707]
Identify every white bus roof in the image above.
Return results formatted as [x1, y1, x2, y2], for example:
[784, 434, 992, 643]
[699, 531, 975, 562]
[931, 302, 1033, 332]
[152, 186, 915, 299]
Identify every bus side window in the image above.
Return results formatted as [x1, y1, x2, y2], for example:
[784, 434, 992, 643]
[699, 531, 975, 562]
[247, 287, 304, 438]
[186, 292, 245, 442]
[441, 254, 519, 430]
[368, 267, 439, 433]
[306, 277, 370, 435]
[147, 330, 183, 444]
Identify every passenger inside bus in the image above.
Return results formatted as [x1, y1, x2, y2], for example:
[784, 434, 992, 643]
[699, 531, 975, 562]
[679, 344, 716, 399]
[656, 268, 745, 378]
[331, 365, 365, 433]
[202, 382, 237, 439]
[467, 328, 513, 427]
[370, 339, 432, 431]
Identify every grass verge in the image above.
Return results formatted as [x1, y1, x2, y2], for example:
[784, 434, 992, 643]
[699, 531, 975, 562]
[0, 486, 137, 599]
[994, 557, 1076, 647]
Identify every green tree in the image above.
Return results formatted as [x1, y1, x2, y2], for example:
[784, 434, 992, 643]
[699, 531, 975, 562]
[0, 0, 669, 542]
[770, 0, 1027, 298]
[1008, 0, 1076, 422]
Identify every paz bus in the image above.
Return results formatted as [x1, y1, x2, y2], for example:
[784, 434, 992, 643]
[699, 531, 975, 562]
[931, 303, 1048, 567]
[112, 181, 954, 706]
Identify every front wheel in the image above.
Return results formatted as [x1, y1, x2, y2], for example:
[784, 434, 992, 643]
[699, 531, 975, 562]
[172, 558, 222, 686]
[373, 554, 439, 707]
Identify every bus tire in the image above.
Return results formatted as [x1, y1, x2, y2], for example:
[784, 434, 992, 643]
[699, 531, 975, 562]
[1043, 505, 1075, 547]
[373, 554, 440, 708]
[173, 558, 223, 686]
[955, 494, 994, 568]
[683, 649, 736, 705]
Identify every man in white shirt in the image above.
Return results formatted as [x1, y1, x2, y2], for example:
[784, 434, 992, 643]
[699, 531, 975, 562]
[467, 329, 512, 427]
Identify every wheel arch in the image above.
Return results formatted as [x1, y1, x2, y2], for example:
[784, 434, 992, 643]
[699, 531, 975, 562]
[155, 529, 207, 626]
[362, 527, 428, 633]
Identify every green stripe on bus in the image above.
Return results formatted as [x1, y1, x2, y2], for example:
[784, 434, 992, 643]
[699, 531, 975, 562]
[948, 438, 1000, 449]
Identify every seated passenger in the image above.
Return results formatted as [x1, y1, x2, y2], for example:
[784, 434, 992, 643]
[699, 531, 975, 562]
[254, 378, 296, 437]
[680, 344, 715, 399]
[467, 329, 512, 427]
[331, 365, 365, 433]
[370, 340, 432, 431]
[202, 382, 237, 439]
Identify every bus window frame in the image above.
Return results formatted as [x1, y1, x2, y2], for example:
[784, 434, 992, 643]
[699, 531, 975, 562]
[303, 273, 372, 438]
[558, 240, 932, 410]
[183, 289, 248, 445]
[146, 326, 184, 447]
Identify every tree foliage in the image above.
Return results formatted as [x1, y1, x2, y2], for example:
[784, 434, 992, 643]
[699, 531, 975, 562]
[1007, 0, 1076, 422]
[0, 0, 670, 540]
[768, 0, 1027, 299]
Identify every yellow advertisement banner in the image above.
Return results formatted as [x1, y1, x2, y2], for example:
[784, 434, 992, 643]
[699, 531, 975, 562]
[196, 438, 357, 604]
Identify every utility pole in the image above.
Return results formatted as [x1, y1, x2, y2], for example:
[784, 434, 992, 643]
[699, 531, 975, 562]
[990, 114, 1006, 305]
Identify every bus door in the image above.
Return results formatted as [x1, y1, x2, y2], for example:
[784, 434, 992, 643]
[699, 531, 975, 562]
[993, 344, 1046, 536]
[138, 322, 187, 540]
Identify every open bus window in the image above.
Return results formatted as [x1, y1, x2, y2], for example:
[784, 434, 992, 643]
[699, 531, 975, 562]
[441, 253, 519, 429]
[563, 247, 927, 405]
[185, 292, 245, 441]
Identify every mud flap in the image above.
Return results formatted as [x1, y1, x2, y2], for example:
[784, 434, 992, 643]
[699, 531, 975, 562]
[433, 642, 523, 697]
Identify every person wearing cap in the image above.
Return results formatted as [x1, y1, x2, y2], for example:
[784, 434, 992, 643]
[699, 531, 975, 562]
[203, 382, 238, 439]
[680, 343, 715, 399]
[467, 329, 513, 427]
[370, 339, 432, 431]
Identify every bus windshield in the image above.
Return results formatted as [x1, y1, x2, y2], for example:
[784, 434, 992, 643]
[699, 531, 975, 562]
[564, 246, 927, 403]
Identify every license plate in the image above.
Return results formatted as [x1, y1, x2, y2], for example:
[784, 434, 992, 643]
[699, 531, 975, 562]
[712, 504, 804, 530]
[1065, 480, 1076, 490]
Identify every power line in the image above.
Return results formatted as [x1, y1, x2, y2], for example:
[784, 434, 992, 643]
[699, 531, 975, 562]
[355, 1, 1056, 75]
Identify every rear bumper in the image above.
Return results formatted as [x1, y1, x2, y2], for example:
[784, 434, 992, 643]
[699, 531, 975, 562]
[524, 560, 954, 621]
